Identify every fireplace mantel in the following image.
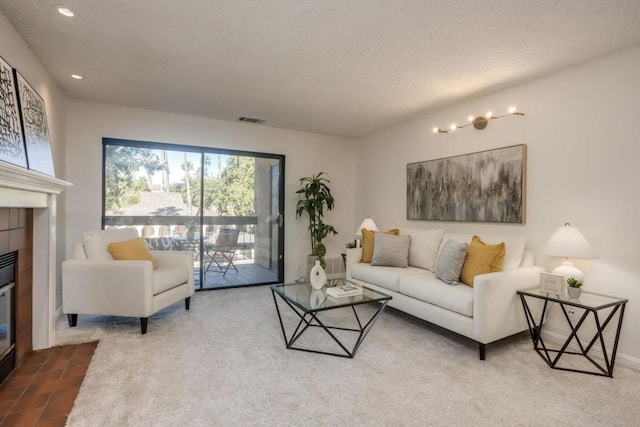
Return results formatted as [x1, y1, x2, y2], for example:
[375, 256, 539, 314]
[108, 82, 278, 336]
[0, 161, 72, 350]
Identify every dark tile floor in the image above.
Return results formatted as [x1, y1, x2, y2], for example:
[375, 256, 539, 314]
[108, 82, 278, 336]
[0, 342, 97, 427]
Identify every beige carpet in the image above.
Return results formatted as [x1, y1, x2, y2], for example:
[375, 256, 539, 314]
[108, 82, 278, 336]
[56, 286, 640, 426]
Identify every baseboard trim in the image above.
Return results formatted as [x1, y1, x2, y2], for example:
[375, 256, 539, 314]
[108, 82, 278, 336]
[540, 330, 640, 371]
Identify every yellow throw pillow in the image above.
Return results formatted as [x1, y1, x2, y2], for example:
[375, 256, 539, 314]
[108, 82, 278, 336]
[360, 228, 399, 263]
[460, 235, 505, 287]
[108, 237, 158, 269]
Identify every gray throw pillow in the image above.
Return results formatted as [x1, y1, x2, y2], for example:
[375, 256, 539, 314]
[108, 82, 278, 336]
[371, 233, 410, 268]
[435, 239, 468, 285]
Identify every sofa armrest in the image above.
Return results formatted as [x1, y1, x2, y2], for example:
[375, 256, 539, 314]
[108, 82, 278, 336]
[345, 248, 363, 280]
[472, 265, 544, 343]
[62, 259, 155, 317]
[152, 250, 195, 290]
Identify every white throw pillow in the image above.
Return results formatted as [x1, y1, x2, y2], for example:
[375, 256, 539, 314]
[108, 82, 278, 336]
[82, 228, 139, 260]
[434, 239, 468, 285]
[371, 233, 411, 268]
[399, 228, 445, 271]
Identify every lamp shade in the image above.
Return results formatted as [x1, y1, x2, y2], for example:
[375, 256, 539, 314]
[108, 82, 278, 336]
[356, 217, 378, 236]
[543, 223, 598, 259]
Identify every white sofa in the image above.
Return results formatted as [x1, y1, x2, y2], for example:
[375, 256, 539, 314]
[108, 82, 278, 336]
[346, 228, 543, 359]
[62, 228, 194, 334]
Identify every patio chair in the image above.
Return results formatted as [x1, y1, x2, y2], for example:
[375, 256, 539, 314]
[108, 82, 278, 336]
[204, 228, 240, 276]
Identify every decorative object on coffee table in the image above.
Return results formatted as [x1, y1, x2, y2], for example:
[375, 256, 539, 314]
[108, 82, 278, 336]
[566, 277, 583, 298]
[543, 223, 598, 282]
[309, 259, 327, 289]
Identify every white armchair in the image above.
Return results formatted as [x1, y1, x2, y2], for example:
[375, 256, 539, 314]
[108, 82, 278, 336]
[62, 228, 194, 334]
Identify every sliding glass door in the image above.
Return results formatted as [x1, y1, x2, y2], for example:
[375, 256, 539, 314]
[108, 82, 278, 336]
[102, 138, 284, 290]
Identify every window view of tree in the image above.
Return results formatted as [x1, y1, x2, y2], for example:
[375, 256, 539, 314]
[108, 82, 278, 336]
[103, 140, 283, 290]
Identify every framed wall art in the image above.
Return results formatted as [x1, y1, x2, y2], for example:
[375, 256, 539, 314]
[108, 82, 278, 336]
[15, 70, 55, 176]
[407, 144, 526, 223]
[0, 55, 27, 168]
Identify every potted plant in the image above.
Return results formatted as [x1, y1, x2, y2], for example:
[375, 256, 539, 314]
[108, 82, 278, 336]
[566, 277, 583, 298]
[295, 172, 338, 268]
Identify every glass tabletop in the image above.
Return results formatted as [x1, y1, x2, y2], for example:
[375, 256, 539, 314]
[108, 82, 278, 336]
[517, 287, 628, 310]
[271, 280, 391, 312]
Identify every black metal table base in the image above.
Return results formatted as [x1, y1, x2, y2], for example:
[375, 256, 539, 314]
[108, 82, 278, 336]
[271, 289, 389, 358]
[519, 295, 625, 377]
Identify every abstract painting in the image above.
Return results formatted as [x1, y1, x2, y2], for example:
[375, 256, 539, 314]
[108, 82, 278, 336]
[407, 144, 526, 223]
[16, 70, 55, 176]
[0, 55, 27, 168]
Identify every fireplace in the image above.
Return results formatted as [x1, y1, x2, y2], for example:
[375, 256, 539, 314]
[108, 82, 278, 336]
[0, 252, 16, 384]
[0, 162, 71, 380]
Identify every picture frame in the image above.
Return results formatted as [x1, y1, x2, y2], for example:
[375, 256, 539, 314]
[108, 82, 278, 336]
[0, 55, 28, 168]
[407, 144, 526, 223]
[14, 70, 55, 176]
[540, 272, 565, 294]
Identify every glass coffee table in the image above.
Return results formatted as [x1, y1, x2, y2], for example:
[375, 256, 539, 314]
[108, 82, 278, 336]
[270, 281, 391, 358]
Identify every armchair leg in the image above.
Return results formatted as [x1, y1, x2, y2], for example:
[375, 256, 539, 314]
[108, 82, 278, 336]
[140, 317, 148, 334]
[479, 343, 486, 360]
[185, 297, 191, 311]
[67, 314, 78, 327]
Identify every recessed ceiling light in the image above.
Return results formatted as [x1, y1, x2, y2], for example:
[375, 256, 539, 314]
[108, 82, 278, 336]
[70, 74, 83, 80]
[55, 5, 76, 17]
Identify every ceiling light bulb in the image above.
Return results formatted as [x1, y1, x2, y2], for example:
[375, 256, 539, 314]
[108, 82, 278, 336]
[56, 6, 76, 17]
[70, 74, 83, 80]
[486, 111, 493, 118]
[508, 106, 517, 114]
[468, 115, 474, 122]
[450, 124, 457, 131]
[433, 127, 439, 133]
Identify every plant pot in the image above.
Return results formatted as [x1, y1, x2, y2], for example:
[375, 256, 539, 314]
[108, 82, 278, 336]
[567, 287, 582, 298]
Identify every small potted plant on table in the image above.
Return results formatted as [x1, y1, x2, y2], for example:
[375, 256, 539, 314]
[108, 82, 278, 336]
[566, 277, 583, 298]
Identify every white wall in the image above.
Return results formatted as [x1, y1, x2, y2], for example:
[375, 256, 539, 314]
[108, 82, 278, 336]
[355, 44, 640, 364]
[64, 100, 356, 282]
[0, 12, 68, 304]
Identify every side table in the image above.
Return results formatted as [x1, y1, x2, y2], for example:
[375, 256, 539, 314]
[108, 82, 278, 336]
[517, 288, 627, 377]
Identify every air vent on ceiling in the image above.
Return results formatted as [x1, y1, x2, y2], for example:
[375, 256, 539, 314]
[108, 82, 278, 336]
[238, 117, 265, 124]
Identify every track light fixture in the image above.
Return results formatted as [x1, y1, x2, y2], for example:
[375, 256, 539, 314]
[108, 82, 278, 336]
[433, 106, 524, 134]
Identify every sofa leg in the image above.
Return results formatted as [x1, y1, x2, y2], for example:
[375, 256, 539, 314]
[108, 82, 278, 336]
[479, 343, 486, 360]
[185, 296, 191, 311]
[67, 314, 78, 327]
[140, 317, 148, 334]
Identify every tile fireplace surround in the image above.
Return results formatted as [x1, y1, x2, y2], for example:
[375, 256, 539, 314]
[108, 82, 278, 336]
[0, 162, 71, 360]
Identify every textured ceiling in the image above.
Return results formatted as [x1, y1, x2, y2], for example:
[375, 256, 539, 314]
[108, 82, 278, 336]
[1, 0, 640, 137]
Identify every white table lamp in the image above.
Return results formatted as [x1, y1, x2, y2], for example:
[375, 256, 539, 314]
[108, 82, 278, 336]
[355, 217, 378, 247]
[543, 223, 598, 282]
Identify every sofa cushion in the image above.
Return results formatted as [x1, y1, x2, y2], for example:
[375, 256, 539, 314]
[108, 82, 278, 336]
[108, 237, 158, 269]
[399, 228, 445, 271]
[434, 239, 468, 285]
[350, 263, 424, 293]
[460, 236, 505, 287]
[438, 233, 525, 270]
[399, 273, 474, 317]
[360, 228, 399, 263]
[83, 228, 139, 260]
[372, 233, 410, 267]
[152, 267, 189, 295]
